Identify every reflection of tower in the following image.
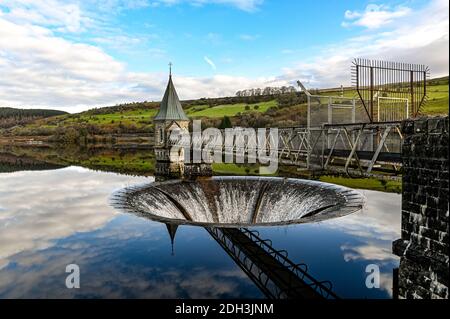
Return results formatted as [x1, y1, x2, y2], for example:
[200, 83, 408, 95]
[207, 227, 339, 299]
[154, 65, 189, 178]
[165, 223, 178, 256]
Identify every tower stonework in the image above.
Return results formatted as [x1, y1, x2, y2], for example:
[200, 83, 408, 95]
[153, 73, 189, 177]
[393, 116, 449, 299]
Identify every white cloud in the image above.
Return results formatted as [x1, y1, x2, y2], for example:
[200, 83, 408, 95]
[344, 10, 361, 20]
[220, 57, 234, 64]
[0, 0, 90, 33]
[0, 17, 133, 110]
[0, 228, 258, 298]
[0, 0, 447, 112]
[168, 74, 286, 101]
[239, 33, 260, 41]
[281, 49, 294, 54]
[324, 189, 401, 297]
[283, 0, 449, 89]
[0, 14, 283, 111]
[0, 2, 283, 112]
[343, 4, 412, 29]
[204, 56, 217, 70]
[209, 0, 263, 12]
[0, 167, 150, 270]
[147, 47, 167, 58]
[95, 0, 151, 11]
[153, 0, 263, 12]
[92, 35, 142, 48]
[326, 190, 401, 242]
[341, 243, 397, 263]
[205, 32, 222, 45]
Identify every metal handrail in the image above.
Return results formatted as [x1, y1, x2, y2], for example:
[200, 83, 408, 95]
[239, 228, 339, 299]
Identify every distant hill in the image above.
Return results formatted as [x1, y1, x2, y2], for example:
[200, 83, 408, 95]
[1, 76, 447, 139]
[0, 107, 67, 118]
[0, 107, 68, 129]
[427, 75, 448, 86]
[81, 93, 280, 116]
[80, 76, 449, 116]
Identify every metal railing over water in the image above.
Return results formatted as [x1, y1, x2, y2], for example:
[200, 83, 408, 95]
[165, 121, 403, 177]
[206, 227, 339, 299]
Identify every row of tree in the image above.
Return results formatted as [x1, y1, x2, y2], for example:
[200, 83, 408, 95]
[0, 107, 68, 129]
[0, 107, 67, 119]
[236, 86, 297, 97]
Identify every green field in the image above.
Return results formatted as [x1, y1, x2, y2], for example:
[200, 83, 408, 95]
[212, 163, 276, 176]
[5, 108, 158, 136]
[64, 109, 158, 125]
[211, 164, 401, 192]
[317, 89, 357, 99]
[187, 100, 277, 118]
[78, 153, 154, 173]
[319, 85, 448, 115]
[0, 145, 156, 175]
[319, 175, 402, 193]
[319, 84, 448, 116]
[420, 84, 449, 115]
[1, 77, 447, 139]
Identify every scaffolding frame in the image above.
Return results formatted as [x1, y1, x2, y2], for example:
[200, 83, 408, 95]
[377, 96, 409, 122]
[298, 78, 405, 176]
[352, 58, 429, 122]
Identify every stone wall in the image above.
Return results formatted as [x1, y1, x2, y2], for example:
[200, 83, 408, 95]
[184, 163, 213, 178]
[393, 116, 449, 299]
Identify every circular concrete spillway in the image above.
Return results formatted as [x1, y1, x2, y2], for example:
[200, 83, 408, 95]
[111, 176, 364, 227]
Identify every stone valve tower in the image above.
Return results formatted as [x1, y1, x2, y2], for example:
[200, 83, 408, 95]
[153, 64, 190, 177]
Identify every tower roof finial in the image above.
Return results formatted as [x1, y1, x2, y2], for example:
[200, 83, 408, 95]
[154, 63, 189, 121]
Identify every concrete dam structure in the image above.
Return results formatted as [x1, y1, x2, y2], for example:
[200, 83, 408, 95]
[111, 176, 364, 227]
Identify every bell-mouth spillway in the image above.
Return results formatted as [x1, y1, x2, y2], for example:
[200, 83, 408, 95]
[111, 176, 365, 227]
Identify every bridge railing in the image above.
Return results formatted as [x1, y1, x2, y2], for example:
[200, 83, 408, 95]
[207, 226, 339, 299]
[308, 121, 403, 175]
[162, 116, 404, 176]
[239, 228, 338, 299]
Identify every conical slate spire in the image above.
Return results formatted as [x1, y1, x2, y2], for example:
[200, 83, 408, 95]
[154, 74, 189, 121]
[165, 223, 178, 256]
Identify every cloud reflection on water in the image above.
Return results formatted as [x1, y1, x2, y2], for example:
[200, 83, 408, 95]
[329, 189, 400, 267]
[0, 167, 150, 270]
[0, 168, 262, 298]
[0, 168, 401, 298]
[252, 188, 401, 298]
[0, 214, 261, 298]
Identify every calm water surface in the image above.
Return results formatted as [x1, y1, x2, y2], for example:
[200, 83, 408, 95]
[0, 166, 400, 298]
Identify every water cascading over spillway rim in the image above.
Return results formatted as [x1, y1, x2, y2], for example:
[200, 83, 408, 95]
[110, 176, 365, 227]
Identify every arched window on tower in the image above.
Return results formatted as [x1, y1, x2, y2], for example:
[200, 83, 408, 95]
[159, 128, 164, 143]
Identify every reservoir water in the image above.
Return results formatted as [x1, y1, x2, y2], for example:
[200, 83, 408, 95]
[0, 166, 400, 298]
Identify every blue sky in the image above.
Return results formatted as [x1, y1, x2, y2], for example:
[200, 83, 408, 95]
[0, 0, 448, 111]
[96, 1, 363, 76]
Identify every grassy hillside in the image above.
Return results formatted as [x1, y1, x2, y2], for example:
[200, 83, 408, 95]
[188, 100, 278, 118]
[421, 84, 449, 115]
[0, 107, 68, 129]
[1, 76, 447, 140]
[63, 109, 158, 126]
[0, 144, 155, 175]
[318, 76, 448, 115]
[0, 107, 67, 118]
